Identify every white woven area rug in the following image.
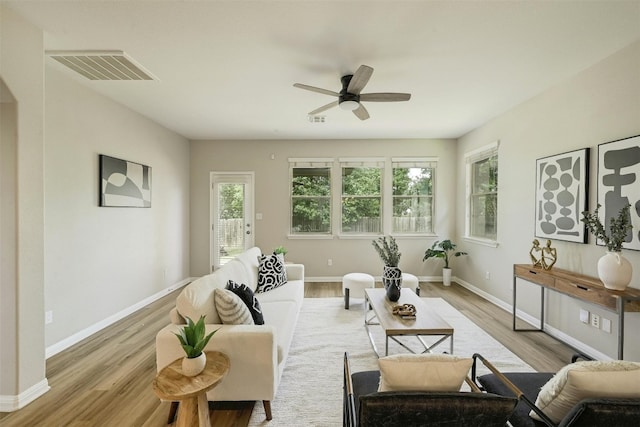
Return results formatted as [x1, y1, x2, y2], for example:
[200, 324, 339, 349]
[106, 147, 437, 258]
[248, 297, 534, 426]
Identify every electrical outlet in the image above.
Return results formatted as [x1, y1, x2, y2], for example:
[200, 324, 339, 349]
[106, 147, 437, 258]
[327, 259, 332, 266]
[45, 311, 53, 324]
[602, 318, 612, 333]
[485, 271, 490, 280]
[591, 313, 600, 329]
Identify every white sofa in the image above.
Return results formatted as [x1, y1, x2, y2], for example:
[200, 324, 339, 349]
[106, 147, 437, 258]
[155, 247, 305, 420]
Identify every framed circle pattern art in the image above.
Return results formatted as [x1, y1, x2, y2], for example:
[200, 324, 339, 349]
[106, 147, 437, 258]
[534, 148, 589, 243]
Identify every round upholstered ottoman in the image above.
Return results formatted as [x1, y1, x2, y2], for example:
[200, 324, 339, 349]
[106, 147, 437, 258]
[342, 273, 375, 309]
[402, 273, 420, 296]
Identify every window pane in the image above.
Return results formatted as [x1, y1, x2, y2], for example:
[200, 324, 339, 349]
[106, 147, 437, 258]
[342, 167, 381, 195]
[472, 156, 498, 193]
[471, 194, 497, 240]
[341, 197, 381, 233]
[392, 167, 432, 196]
[392, 197, 432, 233]
[292, 198, 331, 233]
[292, 168, 330, 196]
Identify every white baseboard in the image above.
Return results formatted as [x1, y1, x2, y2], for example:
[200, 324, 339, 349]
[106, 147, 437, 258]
[45, 278, 193, 359]
[454, 276, 610, 361]
[0, 379, 50, 413]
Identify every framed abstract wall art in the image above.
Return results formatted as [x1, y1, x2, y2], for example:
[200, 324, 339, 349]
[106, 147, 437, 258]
[99, 155, 151, 207]
[535, 148, 589, 243]
[597, 135, 640, 251]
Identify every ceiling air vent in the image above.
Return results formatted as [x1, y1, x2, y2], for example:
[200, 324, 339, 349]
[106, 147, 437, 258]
[46, 50, 157, 81]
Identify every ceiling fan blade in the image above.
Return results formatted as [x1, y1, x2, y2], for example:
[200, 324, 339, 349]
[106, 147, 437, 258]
[293, 83, 339, 97]
[353, 104, 370, 120]
[360, 93, 411, 102]
[347, 65, 374, 94]
[309, 101, 339, 115]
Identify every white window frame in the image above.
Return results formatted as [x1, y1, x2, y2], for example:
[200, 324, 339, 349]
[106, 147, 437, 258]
[288, 158, 334, 239]
[390, 157, 438, 236]
[464, 142, 499, 247]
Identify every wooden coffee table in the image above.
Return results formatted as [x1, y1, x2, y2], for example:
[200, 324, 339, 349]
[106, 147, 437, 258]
[364, 288, 454, 357]
[153, 351, 230, 427]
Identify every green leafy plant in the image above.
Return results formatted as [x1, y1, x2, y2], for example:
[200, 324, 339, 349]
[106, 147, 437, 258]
[372, 236, 401, 267]
[423, 240, 467, 269]
[273, 246, 288, 256]
[581, 204, 632, 252]
[174, 315, 217, 359]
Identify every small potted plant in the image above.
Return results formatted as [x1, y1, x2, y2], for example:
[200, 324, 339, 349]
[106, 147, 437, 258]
[423, 240, 468, 287]
[174, 315, 217, 376]
[372, 236, 402, 301]
[273, 246, 288, 259]
[581, 204, 633, 290]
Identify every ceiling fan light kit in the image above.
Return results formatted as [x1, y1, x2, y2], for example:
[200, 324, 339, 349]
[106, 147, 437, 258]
[294, 64, 411, 120]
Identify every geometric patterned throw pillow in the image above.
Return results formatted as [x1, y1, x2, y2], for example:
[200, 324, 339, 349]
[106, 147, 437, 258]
[226, 280, 265, 325]
[256, 253, 287, 293]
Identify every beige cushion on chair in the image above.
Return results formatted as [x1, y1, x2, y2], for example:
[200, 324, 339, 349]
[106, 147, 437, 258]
[531, 360, 640, 423]
[377, 353, 473, 392]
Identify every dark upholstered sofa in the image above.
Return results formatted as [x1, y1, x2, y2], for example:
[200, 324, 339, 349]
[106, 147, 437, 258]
[343, 352, 518, 427]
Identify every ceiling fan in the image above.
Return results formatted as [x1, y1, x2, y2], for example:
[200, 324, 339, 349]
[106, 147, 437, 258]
[293, 65, 411, 120]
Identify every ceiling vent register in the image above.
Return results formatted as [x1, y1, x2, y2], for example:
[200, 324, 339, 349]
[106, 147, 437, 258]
[46, 50, 157, 81]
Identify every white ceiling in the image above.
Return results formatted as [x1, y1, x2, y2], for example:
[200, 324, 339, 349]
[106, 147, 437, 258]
[4, 0, 640, 140]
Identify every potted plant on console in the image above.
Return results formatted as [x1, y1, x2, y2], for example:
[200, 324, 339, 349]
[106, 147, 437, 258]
[423, 240, 468, 287]
[581, 203, 633, 290]
[174, 315, 217, 377]
[372, 235, 402, 301]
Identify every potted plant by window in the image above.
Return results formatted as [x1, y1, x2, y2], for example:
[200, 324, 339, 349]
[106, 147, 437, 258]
[423, 240, 468, 287]
[174, 315, 218, 376]
[581, 204, 633, 290]
[372, 236, 402, 301]
[273, 246, 288, 260]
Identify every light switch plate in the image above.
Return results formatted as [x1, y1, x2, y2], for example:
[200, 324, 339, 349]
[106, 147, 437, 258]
[579, 309, 589, 324]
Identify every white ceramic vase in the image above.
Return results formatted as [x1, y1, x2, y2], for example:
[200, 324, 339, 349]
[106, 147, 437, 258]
[442, 268, 452, 287]
[597, 251, 632, 291]
[182, 352, 206, 377]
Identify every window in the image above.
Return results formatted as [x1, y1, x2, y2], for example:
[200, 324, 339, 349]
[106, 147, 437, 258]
[392, 159, 436, 234]
[340, 159, 384, 234]
[290, 159, 332, 234]
[465, 143, 499, 242]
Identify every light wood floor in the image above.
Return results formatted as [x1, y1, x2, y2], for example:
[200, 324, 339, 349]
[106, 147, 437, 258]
[0, 281, 575, 426]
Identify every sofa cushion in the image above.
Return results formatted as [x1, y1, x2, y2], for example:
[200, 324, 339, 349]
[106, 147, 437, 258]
[256, 253, 287, 293]
[214, 288, 254, 325]
[176, 275, 222, 324]
[234, 247, 262, 291]
[378, 354, 473, 392]
[226, 280, 264, 325]
[531, 360, 640, 423]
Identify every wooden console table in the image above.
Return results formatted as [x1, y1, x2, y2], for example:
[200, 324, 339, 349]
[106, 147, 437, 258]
[513, 264, 640, 359]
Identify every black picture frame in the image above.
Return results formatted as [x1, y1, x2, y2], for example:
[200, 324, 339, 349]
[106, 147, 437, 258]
[534, 147, 589, 243]
[597, 135, 640, 251]
[99, 154, 151, 207]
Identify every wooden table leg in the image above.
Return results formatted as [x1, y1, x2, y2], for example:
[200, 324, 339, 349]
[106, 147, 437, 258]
[175, 396, 198, 427]
[197, 392, 212, 427]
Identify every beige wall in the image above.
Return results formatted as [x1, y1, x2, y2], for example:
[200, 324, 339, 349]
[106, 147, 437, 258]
[190, 139, 458, 279]
[456, 40, 640, 360]
[43, 66, 191, 348]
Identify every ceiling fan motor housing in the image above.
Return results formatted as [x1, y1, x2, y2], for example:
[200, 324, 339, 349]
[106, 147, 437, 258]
[339, 74, 360, 105]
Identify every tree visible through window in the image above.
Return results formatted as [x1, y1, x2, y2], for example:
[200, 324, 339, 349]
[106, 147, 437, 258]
[291, 167, 331, 233]
[341, 167, 382, 233]
[392, 165, 434, 233]
[469, 153, 498, 240]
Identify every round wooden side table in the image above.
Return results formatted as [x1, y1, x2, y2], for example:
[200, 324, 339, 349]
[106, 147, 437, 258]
[153, 351, 230, 427]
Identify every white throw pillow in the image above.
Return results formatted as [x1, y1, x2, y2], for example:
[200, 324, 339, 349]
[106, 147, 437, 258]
[531, 360, 640, 423]
[377, 353, 473, 392]
[213, 288, 254, 325]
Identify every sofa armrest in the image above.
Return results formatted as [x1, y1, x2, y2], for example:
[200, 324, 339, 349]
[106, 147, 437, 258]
[285, 263, 304, 281]
[169, 307, 185, 325]
[156, 323, 280, 401]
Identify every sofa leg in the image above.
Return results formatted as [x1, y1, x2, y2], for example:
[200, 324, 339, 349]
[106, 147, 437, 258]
[167, 401, 179, 424]
[263, 400, 272, 420]
[344, 288, 350, 310]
